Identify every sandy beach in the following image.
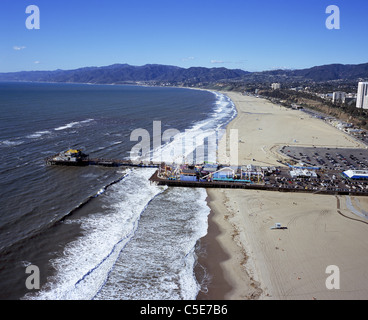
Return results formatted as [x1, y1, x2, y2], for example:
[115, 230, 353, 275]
[198, 92, 368, 300]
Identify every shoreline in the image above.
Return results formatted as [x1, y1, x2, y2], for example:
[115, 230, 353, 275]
[196, 190, 262, 300]
[195, 194, 232, 300]
[196, 91, 263, 300]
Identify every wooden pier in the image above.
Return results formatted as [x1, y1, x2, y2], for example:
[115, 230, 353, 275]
[46, 150, 368, 197]
[88, 158, 159, 168]
[45, 154, 160, 168]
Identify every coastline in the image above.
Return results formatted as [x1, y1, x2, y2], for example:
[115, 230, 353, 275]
[198, 91, 368, 300]
[196, 191, 262, 300]
[195, 194, 232, 300]
[196, 91, 263, 300]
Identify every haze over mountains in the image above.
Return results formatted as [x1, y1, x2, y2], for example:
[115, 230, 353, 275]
[0, 62, 367, 85]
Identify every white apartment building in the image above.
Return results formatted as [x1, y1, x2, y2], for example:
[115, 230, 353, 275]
[356, 82, 368, 109]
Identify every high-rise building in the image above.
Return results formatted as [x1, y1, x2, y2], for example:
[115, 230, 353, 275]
[356, 82, 368, 109]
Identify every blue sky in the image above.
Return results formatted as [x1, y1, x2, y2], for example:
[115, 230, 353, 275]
[1, 0, 368, 72]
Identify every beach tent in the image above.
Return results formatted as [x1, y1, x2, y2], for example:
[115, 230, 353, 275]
[343, 170, 368, 180]
[290, 169, 317, 178]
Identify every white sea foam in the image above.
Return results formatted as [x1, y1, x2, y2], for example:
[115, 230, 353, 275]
[130, 91, 236, 165]
[95, 188, 105, 196]
[94, 187, 210, 300]
[26, 130, 51, 139]
[111, 141, 123, 146]
[54, 119, 94, 131]
[0, 139, 25, 147]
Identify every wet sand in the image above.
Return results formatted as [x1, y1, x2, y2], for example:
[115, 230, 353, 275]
[196, 192, 262, 300]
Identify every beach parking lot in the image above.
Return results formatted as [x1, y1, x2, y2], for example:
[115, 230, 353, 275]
[281, 146, 368, 171]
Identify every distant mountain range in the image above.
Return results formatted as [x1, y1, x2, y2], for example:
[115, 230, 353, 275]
[255, 63, 368, 82]
[0, 62, 367, 85]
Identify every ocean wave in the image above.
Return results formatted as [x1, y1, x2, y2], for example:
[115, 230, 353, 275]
[134, 91, 237, 165]
[0, 171, 131, 259]
[54, 119, 94, 131]
[0, 139, 25, 147]
[26, 130, 51, 139]
[24, 168, 165, 300]
[94, 187, 210, 300]
[59, 170, 131, 223]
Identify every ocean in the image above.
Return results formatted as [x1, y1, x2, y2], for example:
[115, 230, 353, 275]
[0, 82, 236, 300]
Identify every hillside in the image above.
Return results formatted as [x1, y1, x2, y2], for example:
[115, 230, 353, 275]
[0, 62, 367, 85]
[0, 64, 249, 84]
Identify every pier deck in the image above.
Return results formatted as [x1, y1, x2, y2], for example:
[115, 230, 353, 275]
[46, 156, 160, 168]
[148, 170, 368, 197]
